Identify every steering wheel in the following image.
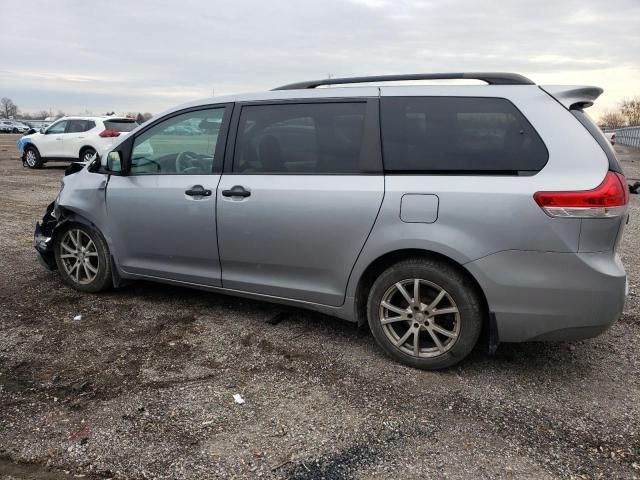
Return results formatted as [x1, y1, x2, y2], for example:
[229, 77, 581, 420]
[176, 151, 206, 173]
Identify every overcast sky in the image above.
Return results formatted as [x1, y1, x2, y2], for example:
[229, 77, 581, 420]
[2, 0, 639, 120]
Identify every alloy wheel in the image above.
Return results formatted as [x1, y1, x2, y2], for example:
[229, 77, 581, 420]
[379, 278, 460, 358]
[25, 150, 37, 167]
[59, 229, 100, 285]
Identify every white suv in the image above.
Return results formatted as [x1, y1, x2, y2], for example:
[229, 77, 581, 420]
[20, 116, 138, 168]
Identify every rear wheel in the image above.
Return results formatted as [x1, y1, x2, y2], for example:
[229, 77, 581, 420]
[54, 224, 112, 292]
[24, 146, 43, 169]
[367, 258, 483, 370]
[79, 147, 96, 163]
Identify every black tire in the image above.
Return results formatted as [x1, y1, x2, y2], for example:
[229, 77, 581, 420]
[367, 258, 483, 370]
[79, 147, 96, 163]
[54, 223, 112, 293]
[24, 145, 43, 169]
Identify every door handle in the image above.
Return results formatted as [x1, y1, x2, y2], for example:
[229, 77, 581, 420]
[222, 185, 251, 198]
[185, 186, 212, 197]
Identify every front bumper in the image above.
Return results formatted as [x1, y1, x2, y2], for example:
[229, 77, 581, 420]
[466, 250, 626, 342]
[34, 202, 58, 270]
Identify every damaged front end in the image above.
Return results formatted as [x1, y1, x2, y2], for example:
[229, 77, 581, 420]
[34, 202, 59, 270]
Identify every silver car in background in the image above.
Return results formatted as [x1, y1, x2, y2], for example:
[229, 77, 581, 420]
[33, 72, 629, 369]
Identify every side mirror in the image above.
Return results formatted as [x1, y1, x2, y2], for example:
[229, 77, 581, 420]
[40, 127, 46, 134]
[106, 151, 123, 173]
[101, 136, 133, 175]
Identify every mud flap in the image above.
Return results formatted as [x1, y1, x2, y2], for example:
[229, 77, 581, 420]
[488, 312, 500, 354]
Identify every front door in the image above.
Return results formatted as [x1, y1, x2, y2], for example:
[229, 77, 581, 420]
[106, 105, 230, 286]
[40, 119, 68, 157]
[218, 100, 384, 306]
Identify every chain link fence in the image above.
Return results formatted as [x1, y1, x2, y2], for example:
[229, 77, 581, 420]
[605, 126, 640, 149]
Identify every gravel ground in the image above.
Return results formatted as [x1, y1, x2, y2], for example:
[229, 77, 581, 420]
[0, 134, 639, 480]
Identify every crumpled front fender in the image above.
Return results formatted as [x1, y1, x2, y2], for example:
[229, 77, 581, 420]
[34, 202, 58, 270]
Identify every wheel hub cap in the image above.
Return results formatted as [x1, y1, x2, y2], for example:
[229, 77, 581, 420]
[59, 229, 99, 285]
[379, 278, 461, 359]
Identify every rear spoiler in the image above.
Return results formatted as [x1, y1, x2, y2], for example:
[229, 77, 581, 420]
[540, 85, 603, 110]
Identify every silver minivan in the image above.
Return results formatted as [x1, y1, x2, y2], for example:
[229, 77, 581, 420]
[34, 73, 629, 369]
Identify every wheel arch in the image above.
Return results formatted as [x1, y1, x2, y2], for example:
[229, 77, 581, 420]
[51, 208, 124, 287]
[24, 142, 41, 155]
[353, 248, 489, 328]
[50, 207, 104, 248]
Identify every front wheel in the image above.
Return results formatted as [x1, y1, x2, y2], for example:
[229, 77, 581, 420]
[367, 258, 483, 370]
[54, 224, 112, 292]
[24, 146, 43, 169]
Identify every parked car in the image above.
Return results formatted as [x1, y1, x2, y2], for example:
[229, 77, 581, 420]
[19, 116, 138, 168]
[0, 120, 31, 134]
[33, 72, 629, 370]
[25, 122, 50, 133]
[13, 121, 32, 134]
[605, 132, 616, 145]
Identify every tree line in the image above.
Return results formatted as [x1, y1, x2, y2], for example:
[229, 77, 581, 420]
[599, 97, 640, 129]
[0, 97, 153, 123]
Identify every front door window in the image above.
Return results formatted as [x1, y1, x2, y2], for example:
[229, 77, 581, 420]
[46, 120, 68, 134]
[130, 109, 225, 175]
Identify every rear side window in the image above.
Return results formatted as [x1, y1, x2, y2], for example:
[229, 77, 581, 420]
[381, 97, 548, 174]
[67, 120, 95, 133]
[104, 120, 138, 132]
[233, 102, 368, 174]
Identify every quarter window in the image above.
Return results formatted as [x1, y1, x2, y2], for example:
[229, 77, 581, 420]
[380, 97, 548, 174]
[233, 102, 368, 174]
[130, 108, 225, 175]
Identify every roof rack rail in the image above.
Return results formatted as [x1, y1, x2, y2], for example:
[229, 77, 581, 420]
[272, 72, 535, 90]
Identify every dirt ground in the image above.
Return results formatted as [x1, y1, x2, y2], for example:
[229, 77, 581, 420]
[0, 133, 639, 480]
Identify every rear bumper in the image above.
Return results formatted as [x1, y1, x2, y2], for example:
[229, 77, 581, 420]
[466, 250, 626, 342]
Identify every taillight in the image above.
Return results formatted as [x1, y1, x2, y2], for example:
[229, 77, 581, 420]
[534, 171, 629, 218]
[99, 129, 121, 138]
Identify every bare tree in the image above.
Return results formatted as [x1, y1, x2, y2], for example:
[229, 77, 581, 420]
[142, 112, 153, 122]
[135, 112, 144, 123]
[0, 97, 18, 118]
[599, 110, 627, 129]
[37, 110, 50, 120]
[620, 97, 640, 126]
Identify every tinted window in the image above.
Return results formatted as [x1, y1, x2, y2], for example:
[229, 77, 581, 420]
[46, 120, 68, 134]
[67, 120, 95, 133]
[105, 119, 137, 132]
[381, 97, 548, 174]
[233, 102, 367, 174]
[130, 108, 224, 175]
